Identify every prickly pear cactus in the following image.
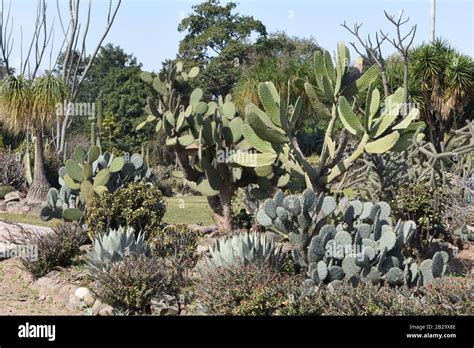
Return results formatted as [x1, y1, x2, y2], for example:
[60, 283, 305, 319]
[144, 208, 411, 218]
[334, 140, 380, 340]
[233, 42, 425, 192]
[137, 62, 283, 199]
[257, 189, 449, 287]
[40, 146, 152, 222]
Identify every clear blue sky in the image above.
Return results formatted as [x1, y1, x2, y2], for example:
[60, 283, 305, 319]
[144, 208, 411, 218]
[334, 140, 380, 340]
[6, 0, 474, 73]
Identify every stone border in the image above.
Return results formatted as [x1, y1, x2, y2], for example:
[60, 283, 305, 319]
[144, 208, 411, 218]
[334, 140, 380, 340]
[18, 267, 114, 316]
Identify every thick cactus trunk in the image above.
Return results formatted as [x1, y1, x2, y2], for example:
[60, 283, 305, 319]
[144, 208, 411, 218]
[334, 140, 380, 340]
[174, 145, 234, 232]
[207, 186, 233, 233]
[26, 127, 51, 202]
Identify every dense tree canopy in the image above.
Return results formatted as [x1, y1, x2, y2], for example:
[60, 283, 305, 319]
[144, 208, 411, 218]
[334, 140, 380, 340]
[178, 0, 267, 97]
[99, 66, 152, 154]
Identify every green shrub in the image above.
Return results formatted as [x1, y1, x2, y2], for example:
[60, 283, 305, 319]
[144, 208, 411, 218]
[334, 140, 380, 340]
[231, 209, 254, 230]
[299, 277, 473, 316]
[9, 223, 86, 279]
[0, 185, 15, 199]
[152, 165, 198, 197]
[392, 182, 451, 256]
[232, 188, 258, 231]
[43, 146, 63, 189]
[151, 224, 200, 289]
[91, 254, 174, 314]
[86, 182, 166, 240]
[197, 264, 302, 315]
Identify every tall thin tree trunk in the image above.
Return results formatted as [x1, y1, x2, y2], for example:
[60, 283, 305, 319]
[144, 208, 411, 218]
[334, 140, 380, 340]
[26, 127, 51, 202]
[403, 58, 409, 116]
[381, 70, 390, 98]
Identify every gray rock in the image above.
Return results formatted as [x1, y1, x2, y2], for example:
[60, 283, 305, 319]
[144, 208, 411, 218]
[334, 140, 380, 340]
[327, 280, 343, 293]
[84, 293, 95, 307]
[74, 287, 91, 301]
[98, 305, 115, 316]
[91, 299, 104, 315]
[150, 292, 179, 316]
[4, 191, 20, 203]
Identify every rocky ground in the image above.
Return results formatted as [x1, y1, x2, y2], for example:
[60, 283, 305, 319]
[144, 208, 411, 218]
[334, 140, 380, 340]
[0, 258, 82, 315]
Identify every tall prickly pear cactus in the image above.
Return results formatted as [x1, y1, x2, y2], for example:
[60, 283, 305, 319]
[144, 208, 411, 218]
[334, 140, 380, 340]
[137, 62, 280, 232]
[234, 42, 425, 192]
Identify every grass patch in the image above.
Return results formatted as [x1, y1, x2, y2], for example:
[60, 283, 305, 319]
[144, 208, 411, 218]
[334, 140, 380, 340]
[0, 213, 57, 227]
[163, 196, 214, 226]
[1, 195, 215, 227]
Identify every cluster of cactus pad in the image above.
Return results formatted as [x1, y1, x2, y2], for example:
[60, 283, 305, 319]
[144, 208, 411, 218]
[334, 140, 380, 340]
[40, 145, 153, 222]
[85, 226, 148, 273]
[138, 62, 287, 199]
[208, 231, 286, 270]
[256, 189, 448, 287]
[454, 225, 474, 242]
[233, 42, 425, 192]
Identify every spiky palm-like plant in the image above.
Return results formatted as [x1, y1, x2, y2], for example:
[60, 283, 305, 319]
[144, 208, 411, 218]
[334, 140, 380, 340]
[411, 39, 474, 147]
[0, 75, 67, 201]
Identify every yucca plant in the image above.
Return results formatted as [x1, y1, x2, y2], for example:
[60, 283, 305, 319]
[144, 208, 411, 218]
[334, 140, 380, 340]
[207, 231, 287, 270]
[0, 74, 68, 201]
[411, 38, 474, 146]
[85, 226, 149, 274]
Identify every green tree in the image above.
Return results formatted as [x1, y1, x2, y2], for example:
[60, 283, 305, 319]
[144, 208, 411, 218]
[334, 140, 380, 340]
[81, 43, 139, 102]
[233, 32, 321, 113]
[99, 66, 152, 154]
[178, 0, 267, 97]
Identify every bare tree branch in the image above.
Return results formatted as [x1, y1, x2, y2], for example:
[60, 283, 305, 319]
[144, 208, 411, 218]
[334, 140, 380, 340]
[56, 0, 122, 154]
[341, 20, 390, 97]
[381, 10, 417, 114]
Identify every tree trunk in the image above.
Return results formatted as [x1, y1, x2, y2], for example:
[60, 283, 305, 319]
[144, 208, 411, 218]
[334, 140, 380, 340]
[402, 58, 409, 116]
[26, 127, 51, 202]
[207, 186, 233, 233]
[380, 70, 390, 98]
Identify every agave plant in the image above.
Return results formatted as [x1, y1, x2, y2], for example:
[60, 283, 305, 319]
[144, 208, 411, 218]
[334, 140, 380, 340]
[85, 226, 149, 273]
[207, 231, 286, 270]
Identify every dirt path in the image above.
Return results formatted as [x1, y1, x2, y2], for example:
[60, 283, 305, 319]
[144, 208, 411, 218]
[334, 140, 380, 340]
[0, 258, 82, 315]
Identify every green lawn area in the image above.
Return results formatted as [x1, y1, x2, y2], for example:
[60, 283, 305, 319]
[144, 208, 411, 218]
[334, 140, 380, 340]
[0, 195, 215, 227]
[0, 213, 57, 227]
[163, 196, 214, 226]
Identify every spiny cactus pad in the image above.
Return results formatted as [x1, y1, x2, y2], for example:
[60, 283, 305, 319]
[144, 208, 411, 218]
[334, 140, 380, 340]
[257, 188, 448, 287]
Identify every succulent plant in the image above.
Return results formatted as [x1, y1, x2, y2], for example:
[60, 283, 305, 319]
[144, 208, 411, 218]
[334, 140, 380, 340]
[232, 42, 425, 193]
[257, 188, 448, 287]
[136, 46, 424, 233]
[85, 226, 149, 273]
[40, 145, 153, 222]
[453, 225, 474, 242]
[207, 231, 287, 270]
[137, 62, 279, 232]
